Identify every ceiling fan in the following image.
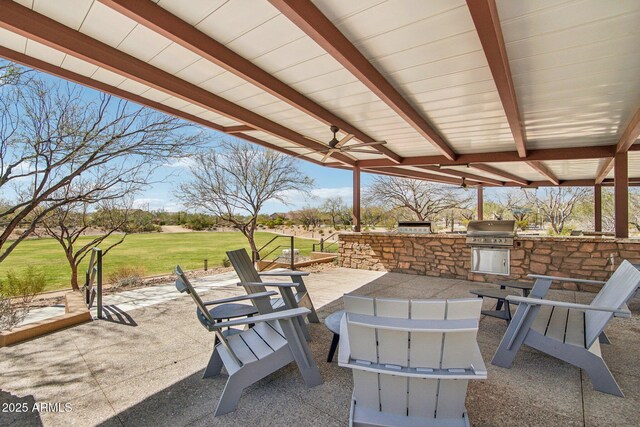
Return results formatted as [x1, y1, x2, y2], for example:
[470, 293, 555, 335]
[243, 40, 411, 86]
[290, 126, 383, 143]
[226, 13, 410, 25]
[284, 125, 387, 163]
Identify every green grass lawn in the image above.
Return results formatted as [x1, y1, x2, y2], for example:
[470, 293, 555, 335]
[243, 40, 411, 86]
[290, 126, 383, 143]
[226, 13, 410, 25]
[0, 232, 318, 292]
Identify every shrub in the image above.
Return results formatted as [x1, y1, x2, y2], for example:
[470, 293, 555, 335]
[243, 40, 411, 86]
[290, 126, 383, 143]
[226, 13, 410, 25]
[0, 267, 47, 331]
[221, 257, 231, 267]
[107, 266, 147, 288]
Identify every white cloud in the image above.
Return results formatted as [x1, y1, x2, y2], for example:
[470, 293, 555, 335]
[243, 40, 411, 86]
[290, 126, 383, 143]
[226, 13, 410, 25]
[163, 156, 196, 169]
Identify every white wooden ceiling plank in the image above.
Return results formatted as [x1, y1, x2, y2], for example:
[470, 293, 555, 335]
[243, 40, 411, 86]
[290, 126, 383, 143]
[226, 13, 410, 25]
[60, 54, 99, 77]
[0, 28, 28, 53]
[156, 0, 227, 26]
[90, 67, 127, 87]
[399, 67, 493, 94]
[139, 87, 171, 103]
[79, 2, 137, 48]
[194, 0, 280, 46]
[116, 25, 173, 63]
[226, 15, 304, 61]
[504, 11, 640, 61]
[199, 71, 248, 95]
[32, 0, 92, 30]
[148, 43, 202, 76]
[283, 62, 355, 91]
[251, 37, 327, 75]
[499, 0, 639, 42]
[24, 39, 65, 67]
[384, 50, 490, 86]
[333, 0, 466, 46]
[174, 58, 227, 86]
[355, 8, 477, 62]
[117, 78, 152, 96]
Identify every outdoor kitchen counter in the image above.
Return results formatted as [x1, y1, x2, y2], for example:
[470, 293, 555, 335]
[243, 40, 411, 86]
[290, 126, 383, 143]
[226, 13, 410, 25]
[338, 232, 640, 291]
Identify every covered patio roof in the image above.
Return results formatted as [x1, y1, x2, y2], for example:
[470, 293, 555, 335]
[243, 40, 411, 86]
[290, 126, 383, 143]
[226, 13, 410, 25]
[1, 0, 638, 185]
[0, 0, 639, 235]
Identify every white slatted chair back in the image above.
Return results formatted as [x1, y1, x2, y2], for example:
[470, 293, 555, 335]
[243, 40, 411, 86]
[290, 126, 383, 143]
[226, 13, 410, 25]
[343, 295, 482, 422]
[584, 260, 640, 348]
[227, 249, 266, 294]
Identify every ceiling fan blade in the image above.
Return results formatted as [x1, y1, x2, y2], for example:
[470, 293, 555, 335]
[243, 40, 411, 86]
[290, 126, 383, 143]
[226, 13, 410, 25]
[321, 149, 337, 163]
[294, 148, 331, 158]
[342, 141, 387, 149]
[334, 134, 354, 148]
[340, 148, 387, 154]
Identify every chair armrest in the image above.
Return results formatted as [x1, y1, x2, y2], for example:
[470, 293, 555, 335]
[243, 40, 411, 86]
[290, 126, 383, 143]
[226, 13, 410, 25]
[213, 307, 311, 328]
[203, 291, 277, 305]
[237, 281, 299, 288]
[506, 296, 631, 317]
[527, 274, 606, 285]
[259, 270, 309, 277]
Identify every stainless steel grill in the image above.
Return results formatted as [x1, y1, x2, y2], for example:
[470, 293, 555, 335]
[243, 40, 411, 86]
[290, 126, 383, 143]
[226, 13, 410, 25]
[466, 220, 516, 276]
[465, 220, 516, 247]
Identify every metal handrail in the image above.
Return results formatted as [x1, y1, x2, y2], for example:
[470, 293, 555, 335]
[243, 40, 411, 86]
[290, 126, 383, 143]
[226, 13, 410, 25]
[254, 235, 296, 270]
[84, 247, 103, 319]
[312, 232, 339, 252]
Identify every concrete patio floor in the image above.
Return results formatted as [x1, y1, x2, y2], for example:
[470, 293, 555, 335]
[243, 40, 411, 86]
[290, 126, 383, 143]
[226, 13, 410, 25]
[1, 267, 639, 427]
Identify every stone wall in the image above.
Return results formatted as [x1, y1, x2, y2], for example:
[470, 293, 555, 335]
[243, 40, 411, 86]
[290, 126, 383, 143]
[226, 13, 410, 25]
[338, 233, 640, 291]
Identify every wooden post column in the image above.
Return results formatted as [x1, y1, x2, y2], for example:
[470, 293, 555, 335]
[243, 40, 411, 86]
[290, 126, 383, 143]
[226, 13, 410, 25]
[614, 152, 628, 238]
[477, 186, 484, 220]
[594, 184, 602, 232]
[353, 164, 361, 232]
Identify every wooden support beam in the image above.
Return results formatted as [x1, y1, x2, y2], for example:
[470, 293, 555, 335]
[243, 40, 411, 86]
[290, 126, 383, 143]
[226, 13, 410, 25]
[525, 161, 560, 185]
[223, 125, 254, 134]
[617, 108, 640, 153]
[0, 0, 355, 166]
[595, 158, 614, 185]
[365, 167, 483, 186]
[594, 184, 602, 232]
[614, 152, 628, 238]
[353, 165, 361, 232]
[467, 0, 526, 157]
[357, 145, 616, 168]
[477, 187, 484, 220]
[419, 166, 504, 185]
[98, 0, 402, 164]
[595, 108, 640, 183]
[269, 0, 456, 161]
[468, 163, 529, 186]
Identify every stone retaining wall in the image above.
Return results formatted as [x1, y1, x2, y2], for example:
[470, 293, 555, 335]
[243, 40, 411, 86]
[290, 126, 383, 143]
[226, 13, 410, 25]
[338, 233, 640, 291]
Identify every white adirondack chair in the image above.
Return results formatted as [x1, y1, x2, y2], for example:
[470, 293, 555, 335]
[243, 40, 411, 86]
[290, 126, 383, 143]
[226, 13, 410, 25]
[492, 260, 640, 397]
[227, 248, 320, 339]
[339, 295, 486, 427]
[175, 266, 322, 416]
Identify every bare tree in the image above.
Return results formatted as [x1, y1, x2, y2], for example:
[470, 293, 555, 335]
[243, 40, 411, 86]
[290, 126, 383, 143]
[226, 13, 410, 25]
[0, 77, 204, 263]
[0, 61, 30, 88]
[38, 180, 135, 290]
[525, 187, 590, 234]
[321, 197, 347, 229]
[180, 141, 313, 259]
[366, 176, 466, 221]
